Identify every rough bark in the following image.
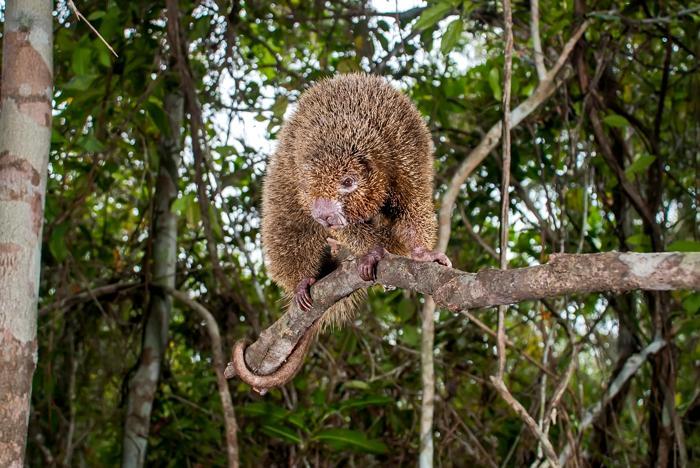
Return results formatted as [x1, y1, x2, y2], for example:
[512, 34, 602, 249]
[122, 88, 183, 468]
[229, 251, 699, 382]
[0, 1, 53, 466]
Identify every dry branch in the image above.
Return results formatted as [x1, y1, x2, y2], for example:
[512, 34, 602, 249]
[530, 0, 547, 81]
[67, 0, 118, 57]
[558, 337, 667, 466]
[490, 377, 559, 466]
[436, 20, 589, 252]
[229, 251, 699, 379]
[491, 0, 561, 463]
[161, 286, 240, 468]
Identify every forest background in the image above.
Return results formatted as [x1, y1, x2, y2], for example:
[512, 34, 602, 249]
[0, 0, 698, 466]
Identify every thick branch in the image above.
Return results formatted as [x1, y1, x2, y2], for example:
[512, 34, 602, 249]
[231, 251, 699, 379]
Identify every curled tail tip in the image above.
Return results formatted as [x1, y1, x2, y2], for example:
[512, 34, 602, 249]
[229, 333, 313, 393]
[224, 361, 237, 379]
[225, 339, 252, 379]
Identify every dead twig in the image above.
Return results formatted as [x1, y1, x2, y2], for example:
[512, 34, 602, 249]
[67, 0, 118, 57]
[558, 337, 666, 466]
[159, 285, 240, 468]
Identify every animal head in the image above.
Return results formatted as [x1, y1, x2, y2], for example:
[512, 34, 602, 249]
[298, 144, 388, 229]
[286, 73, 421, 230]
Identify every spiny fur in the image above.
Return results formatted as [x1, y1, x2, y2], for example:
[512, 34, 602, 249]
[263, 72, 437, 292]
[258, 73, 438, 380]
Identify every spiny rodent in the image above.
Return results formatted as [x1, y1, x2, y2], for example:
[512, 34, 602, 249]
[230, 73, 450, 392]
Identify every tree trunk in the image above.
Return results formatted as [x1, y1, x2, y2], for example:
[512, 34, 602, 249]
[419, 296, 436, 468]
[0, 1, 53, 466]
[122, 86, 183, 468]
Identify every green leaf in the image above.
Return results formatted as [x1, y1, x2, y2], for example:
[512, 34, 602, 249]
[271, 95, 289, 118]
[146, 102, 171, 136]
[667, 240, 700, 252]
[238, 401, 288, 420]
[208, 205, 223, 239]
[400, 325, 420, 347]
[62, 74, 97, 91]
[286, 413, 309, 431]
[440, 19, 463, 55]
[413, 2, 453, 31]
[602, 114, 629, 128]
[626, 233, 650, 251]
[397, 299, 414, 321]
[342, 380, 371, 391]
[488, 67, 502, 101]
[173, 194, 200, 228]
[313, 428, 388, 454]
[261, 424, 302, 444]
[87, 10, 105, 20]
[78, 134, 106, 153]
[681, 292, 700, 314]
[51, 128, 67, 144]
[71, 46, 93, 76]
[376, 33, 389, 51]
[338, 396, 393, 411]
[521, 81, 535, 97]
[625, 155, 656, 179]
[336, 57, 360, 73]
[97, 47, 112, 68]
[49, 223, 70, 262]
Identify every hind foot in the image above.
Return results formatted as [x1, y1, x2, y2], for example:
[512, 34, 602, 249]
[294, 277, 316, 311]
[411, 246, 452, 268]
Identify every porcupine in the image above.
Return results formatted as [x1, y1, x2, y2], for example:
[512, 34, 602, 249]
[230, 73, 451, 391]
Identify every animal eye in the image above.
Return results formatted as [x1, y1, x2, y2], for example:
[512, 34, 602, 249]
[339, 176, 357, 194]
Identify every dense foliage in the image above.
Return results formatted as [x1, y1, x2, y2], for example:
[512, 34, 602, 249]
[4, 0, 697, 465]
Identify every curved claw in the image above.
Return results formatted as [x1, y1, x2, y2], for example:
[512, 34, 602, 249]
[411, 246, 452, 268]
[294, 277, 316, 311]
[357, 246, 386, 281]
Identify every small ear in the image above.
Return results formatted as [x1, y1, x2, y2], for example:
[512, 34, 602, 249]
[352, 153, 372, 176]
[352, 150, 368, 163]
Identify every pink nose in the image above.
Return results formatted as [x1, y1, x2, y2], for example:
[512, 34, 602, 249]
[311, 198, 346, 228]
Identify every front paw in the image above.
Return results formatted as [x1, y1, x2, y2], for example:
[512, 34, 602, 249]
[294, 277, 316, 311]
[357, 246, 386, 281]
[411, 246, 452, 268]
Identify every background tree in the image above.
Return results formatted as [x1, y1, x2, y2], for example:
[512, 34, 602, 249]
[0, 0, 53, 465]
[0, 0, 695, 466]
